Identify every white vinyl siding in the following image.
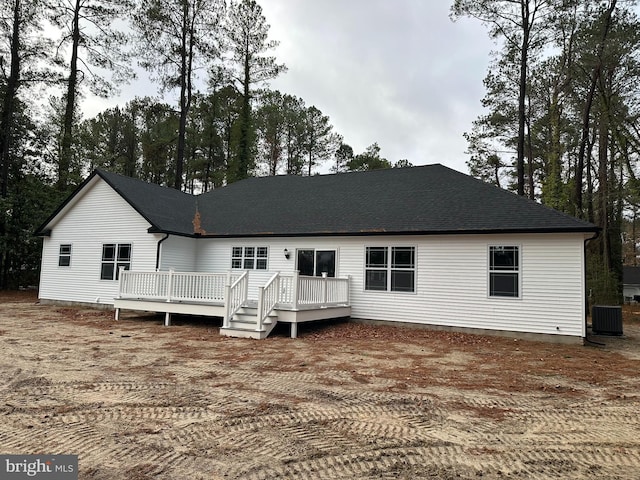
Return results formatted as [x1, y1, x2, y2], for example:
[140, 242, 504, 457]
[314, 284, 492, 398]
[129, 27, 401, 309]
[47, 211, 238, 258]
[197, 233, 586, 337]
[159, 235, 198, 271]
[197, 238, 341, 301]
[38, 178, 160, 305]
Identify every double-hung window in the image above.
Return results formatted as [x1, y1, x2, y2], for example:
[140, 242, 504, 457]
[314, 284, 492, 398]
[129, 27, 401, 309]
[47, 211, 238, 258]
[58, 244, 72, 267]
[232, 246, 268, 270]
[101, 243, 131, 280]
[489, 246, 519, 297]
[365, 246, 415, 292]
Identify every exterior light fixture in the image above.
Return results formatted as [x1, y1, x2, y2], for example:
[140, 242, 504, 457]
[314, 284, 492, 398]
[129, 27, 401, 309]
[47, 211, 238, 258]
[284, 248, 290, 259]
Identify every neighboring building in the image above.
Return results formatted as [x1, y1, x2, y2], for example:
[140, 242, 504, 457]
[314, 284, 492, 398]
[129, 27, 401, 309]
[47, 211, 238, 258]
[623, 266, 640, 302]
[36, 165, 599, 342]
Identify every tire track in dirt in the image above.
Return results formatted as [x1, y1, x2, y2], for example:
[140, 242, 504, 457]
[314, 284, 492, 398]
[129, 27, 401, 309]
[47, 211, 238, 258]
[54, 405, 223, 424]
[6, 376, 639, 479]
[3, 299, 640, 479]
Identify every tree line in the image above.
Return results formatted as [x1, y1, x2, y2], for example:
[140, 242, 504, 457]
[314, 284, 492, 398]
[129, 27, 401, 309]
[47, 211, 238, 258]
[452, 0, 640, 303]
[0, 0, 409, 288]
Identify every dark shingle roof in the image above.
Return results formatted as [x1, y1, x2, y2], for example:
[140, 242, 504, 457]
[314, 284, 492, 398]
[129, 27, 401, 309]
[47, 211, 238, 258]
[97, 170, 195, 234]
[195, 164, 597, 237]
[37, 164, 599, 237]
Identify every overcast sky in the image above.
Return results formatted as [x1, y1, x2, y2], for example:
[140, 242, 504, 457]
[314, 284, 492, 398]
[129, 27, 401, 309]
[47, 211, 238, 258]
[83, 1, 496, 175]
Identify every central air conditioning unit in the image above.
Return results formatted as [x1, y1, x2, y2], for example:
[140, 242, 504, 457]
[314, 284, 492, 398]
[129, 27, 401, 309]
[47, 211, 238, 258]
[591, 305, 623, 336]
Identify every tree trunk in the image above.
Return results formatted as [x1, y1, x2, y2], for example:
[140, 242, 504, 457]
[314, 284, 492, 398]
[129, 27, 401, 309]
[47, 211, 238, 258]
[0, 0, 23, 289]
[0, 0, 21, 200]
[574, 0, 616, 218]
[175, 1, 190, 191]
[586, 128, 596, 224]
[543, 85, 563, 209]
[515, 0, 530, 197]
[237, 47, 252, 182]
[58, 0, 81, 190]
[598, 112, 610, 271]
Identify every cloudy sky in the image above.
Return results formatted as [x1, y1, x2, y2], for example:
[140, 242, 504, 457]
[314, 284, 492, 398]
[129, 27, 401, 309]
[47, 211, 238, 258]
[83, 1, 497, 174]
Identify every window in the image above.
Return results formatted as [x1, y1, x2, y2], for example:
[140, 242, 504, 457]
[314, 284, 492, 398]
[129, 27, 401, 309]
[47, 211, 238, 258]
[58, 244, 71, 267]
[489, 246, 519, 297]
[296, 249, 336, 277]
[101, 243, 131, 280]
[365, 246, 415, 292]
[231, 246, 268, 270]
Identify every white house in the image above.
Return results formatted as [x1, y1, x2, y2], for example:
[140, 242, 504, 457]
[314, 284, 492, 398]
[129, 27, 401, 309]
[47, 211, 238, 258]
[36, 165, 599, 342]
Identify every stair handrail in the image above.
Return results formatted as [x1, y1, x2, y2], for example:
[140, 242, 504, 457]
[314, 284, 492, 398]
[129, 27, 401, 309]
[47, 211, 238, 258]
[257, 271, 280, 332]
[223, 270, 249, 328]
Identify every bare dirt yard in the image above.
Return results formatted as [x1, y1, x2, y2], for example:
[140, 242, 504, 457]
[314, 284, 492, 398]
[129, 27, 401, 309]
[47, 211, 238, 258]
[1, 292, 639, 479]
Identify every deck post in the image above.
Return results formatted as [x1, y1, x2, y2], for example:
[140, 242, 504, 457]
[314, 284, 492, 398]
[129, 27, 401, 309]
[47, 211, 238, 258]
[115, 308, 120, 321]
[322, 272, 328, 306]
[166, 269, 174, 302]
[165, 312, 171, 326]
[291, 270, 300, 310]
[256, 286, 264, 332]
[117, 267, 125, 298]
[291, 322, 298, 339]
[223, 271, 232, 329]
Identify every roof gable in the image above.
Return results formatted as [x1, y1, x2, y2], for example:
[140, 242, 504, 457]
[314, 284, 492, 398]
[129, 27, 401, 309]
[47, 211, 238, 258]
[36, 170, 196, 236]
[96, 170, 195, 234]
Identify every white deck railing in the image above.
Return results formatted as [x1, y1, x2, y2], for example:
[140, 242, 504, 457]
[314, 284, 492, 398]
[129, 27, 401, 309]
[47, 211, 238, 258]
[118, 269, 239, 304]
[223, 271, 249, 328]
[257, 272, 280, 331]
[279, 272, 350, 310]
[118, 270, 350, 317]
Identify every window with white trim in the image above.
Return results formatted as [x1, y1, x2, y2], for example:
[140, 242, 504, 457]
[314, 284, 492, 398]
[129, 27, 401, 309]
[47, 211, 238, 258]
[489, 245, 519, 297]
[365, 246, 415, 292]
[232, 246, 268, 270]
[101, 243, 131, 280]
[58, 244, 71, 267]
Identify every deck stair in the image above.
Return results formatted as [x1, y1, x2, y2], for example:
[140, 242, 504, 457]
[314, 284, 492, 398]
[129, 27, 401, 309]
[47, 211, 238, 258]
[220, 305, 278, 339]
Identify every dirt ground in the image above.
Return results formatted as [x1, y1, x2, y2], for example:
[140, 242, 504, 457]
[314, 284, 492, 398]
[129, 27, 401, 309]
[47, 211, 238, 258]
[1, 291, 639, 479]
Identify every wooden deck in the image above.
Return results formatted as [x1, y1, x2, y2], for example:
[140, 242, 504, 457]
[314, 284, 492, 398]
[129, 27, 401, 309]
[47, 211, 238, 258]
[114, 270, 351, 339]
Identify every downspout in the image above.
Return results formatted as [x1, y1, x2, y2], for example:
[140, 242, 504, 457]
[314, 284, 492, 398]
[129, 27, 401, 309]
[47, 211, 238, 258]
[583, 230, 600, 344]
[156, 234, 170, 270]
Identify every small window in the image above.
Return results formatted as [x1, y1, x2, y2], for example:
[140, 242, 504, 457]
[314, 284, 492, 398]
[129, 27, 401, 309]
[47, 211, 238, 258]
[58, 244, 71, 267]
[489, 246, 519, 297]
[232, 246, 268, 270]
[101, 243, 131, 280]
[365, 246, 415, 292]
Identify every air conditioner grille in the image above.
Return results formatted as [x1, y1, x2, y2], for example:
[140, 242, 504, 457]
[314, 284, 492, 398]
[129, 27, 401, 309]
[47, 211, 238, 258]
[591, 305, 623, 336]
